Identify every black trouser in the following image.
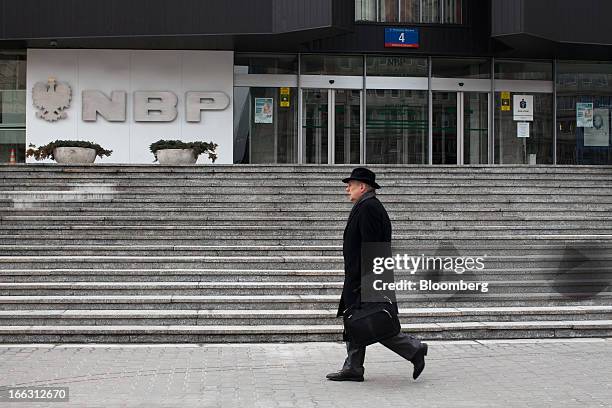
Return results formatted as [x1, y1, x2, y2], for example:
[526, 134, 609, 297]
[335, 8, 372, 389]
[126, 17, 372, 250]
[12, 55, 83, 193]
[342, 332, 423, 375]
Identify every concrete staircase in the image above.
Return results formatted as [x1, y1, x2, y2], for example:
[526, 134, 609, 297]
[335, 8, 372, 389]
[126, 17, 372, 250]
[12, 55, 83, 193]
[0, 164, 611, 343]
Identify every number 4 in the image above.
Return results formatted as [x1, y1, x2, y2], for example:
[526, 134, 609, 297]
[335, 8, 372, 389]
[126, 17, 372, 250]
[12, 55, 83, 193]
[399, 32, 405, 42]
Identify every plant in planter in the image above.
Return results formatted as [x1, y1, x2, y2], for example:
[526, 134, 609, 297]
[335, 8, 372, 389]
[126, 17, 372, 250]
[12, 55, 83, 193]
[150, 139, 218, 165]
[26, 140, 113, 164]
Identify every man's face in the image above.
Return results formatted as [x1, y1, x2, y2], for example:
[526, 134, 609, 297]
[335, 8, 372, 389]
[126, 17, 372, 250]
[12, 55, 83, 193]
[345, 180, 368, 202]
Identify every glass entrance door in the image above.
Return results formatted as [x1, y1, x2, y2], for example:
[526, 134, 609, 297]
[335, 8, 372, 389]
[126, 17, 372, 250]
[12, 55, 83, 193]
[433, 91, 489, 164]
[302, 89, 361, 164]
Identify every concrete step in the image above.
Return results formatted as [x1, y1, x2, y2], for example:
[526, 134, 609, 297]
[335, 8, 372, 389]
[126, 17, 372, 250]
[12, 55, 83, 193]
[0, 280, 608, 296]
[3, 215, 611, 228]
[1, 306, 610, 326]
[2, 235, 610, 247]
[0, 320, 611, 342]
[5, 201, 611, 212]
[2, 163, 612, 174]
[0, 293, 610, 310]
[3, 207, 612, 218]
[3, 191, 612, 203]
[1, 226, 611, 237]
[6, 184, 612, 195]
[0, 254, 611, 269]
[2, 267, 609, 283]
[0, 243, 609, 256]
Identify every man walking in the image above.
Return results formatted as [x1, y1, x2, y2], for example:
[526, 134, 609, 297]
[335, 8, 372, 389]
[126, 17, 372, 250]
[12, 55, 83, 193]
[326, 167, 428, 382]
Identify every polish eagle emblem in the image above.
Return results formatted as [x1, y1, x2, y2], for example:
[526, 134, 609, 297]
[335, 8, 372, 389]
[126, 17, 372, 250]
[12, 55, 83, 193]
[32, 77, 72, 122]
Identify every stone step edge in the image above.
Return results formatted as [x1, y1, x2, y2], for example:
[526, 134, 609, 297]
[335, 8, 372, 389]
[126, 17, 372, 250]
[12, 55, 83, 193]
[1, 306, 611, 318]
[3, 235, 611, 241]
[6, 215, 612, 221]
[1, 320, 611, 334]
[1, 293, 611, 302]
[5, 267, 609, 274]
[0, 279, 608, 289]
[1, 254, 611, 261]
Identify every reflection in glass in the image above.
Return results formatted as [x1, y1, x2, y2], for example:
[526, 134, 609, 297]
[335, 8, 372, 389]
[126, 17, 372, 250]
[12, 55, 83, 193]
[233, 87, 298, 164]
[495, 93, 553, 164]
[366, 56, 428, 77]
[366, 90, 428, 164]
[422, 0, 440, 23]
[233, 54, 298, 75]
[301, 55, 364, 76]
[380, 0, 398, 22]
[433, 58, 490, 79]
[494, 60, 553, 81]
[356, 0, 377, 21]
[0, 52, 26, 164]
[464, 93, 488, 164]
[400, 0, 421, 22]
[442, 0, 462, 24]
[303, 90, 330, 164]
[432, 92, 457, 164]
[557, 61, 612, 165]
[335, 90, 361, 164]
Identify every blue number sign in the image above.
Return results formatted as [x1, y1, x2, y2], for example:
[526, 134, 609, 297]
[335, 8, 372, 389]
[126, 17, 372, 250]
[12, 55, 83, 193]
[384, 28, 419, 48]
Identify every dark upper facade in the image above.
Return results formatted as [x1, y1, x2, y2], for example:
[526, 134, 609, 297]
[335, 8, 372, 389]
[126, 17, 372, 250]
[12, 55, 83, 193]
[0, 0, 611, 60]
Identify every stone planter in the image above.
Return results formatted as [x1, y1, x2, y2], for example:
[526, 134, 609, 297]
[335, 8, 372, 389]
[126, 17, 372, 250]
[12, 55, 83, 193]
[53, 147, 97, 164]
[156, 148, 197, 164]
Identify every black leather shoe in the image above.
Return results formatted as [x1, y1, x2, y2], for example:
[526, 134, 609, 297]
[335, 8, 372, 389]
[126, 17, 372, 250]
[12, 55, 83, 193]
[411, 343, 428, 380]
[326, 370, 364, 382]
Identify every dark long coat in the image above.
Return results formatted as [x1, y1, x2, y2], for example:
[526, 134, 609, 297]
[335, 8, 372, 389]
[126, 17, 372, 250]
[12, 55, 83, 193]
[337, 193, 393, 318]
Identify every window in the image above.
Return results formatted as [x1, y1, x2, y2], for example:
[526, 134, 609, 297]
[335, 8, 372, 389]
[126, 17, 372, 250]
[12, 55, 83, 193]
[234, 54, 298, 75]
[0, 51, 26, 164]
[556, 61, 612, 165]
[356, 0, 462, 24]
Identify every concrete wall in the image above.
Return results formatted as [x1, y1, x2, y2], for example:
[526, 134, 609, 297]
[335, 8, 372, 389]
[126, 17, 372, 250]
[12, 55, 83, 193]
[26, 49, 234, 164]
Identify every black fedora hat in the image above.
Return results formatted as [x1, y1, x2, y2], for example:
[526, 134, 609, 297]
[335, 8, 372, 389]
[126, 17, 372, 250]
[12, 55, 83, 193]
[342, 167, 381, 189]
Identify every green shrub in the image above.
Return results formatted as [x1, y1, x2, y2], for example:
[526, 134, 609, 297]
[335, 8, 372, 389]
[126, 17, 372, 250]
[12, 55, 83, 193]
[26, 140, 113, 161]
[149, 139, 218, 163]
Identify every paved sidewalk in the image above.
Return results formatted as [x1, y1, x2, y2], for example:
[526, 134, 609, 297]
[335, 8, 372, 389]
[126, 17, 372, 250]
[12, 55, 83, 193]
[1, 339, 611, 408]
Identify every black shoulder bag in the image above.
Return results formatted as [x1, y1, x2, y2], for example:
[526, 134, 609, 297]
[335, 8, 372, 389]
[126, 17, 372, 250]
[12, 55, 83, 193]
[343, 295, 401, 347]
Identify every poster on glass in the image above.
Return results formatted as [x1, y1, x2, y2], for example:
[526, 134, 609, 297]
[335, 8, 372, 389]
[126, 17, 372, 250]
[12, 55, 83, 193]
[584, 109, 610, 147]
[576, 103, 594, 128]
[254, 98, 274, 124]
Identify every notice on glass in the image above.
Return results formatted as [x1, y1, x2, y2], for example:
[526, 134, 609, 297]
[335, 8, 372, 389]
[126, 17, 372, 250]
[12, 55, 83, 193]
[517, 122, 530, 138]
[513, 95, 533, 121]
[584, 108, 610, 147]
[576, 103, 594, 127]
[254, 98, 273, 124]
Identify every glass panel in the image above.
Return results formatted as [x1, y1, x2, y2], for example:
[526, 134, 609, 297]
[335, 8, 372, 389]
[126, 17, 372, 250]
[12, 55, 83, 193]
[0, 54, 26, 90]
[301, 55, 364, 76]
[303, 89, 330, 164]
[233, 87, 298, 164]
[366, 89, 428, 164]
[557, 61, 612, 165]
[1, 51, 26, 164]
[495, 60, 553, 81]
[433, 58, 490, 79]
[495, 92, 553, 164]
[422, 0, 441, 23]
[366, 56, 428, 77]
[0, 129, 25, 163]
[234, 54, 298, 75]
[442, 0, 462, 24]
[0, 90, 25, 126]
[380, 0, 398, 22]
[335, 90, 361, 164]
[400, 0, 420, 22]
[464, 92, 488, 164]
[432, 92, 457, 164]
[356, 0, 377, 21]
